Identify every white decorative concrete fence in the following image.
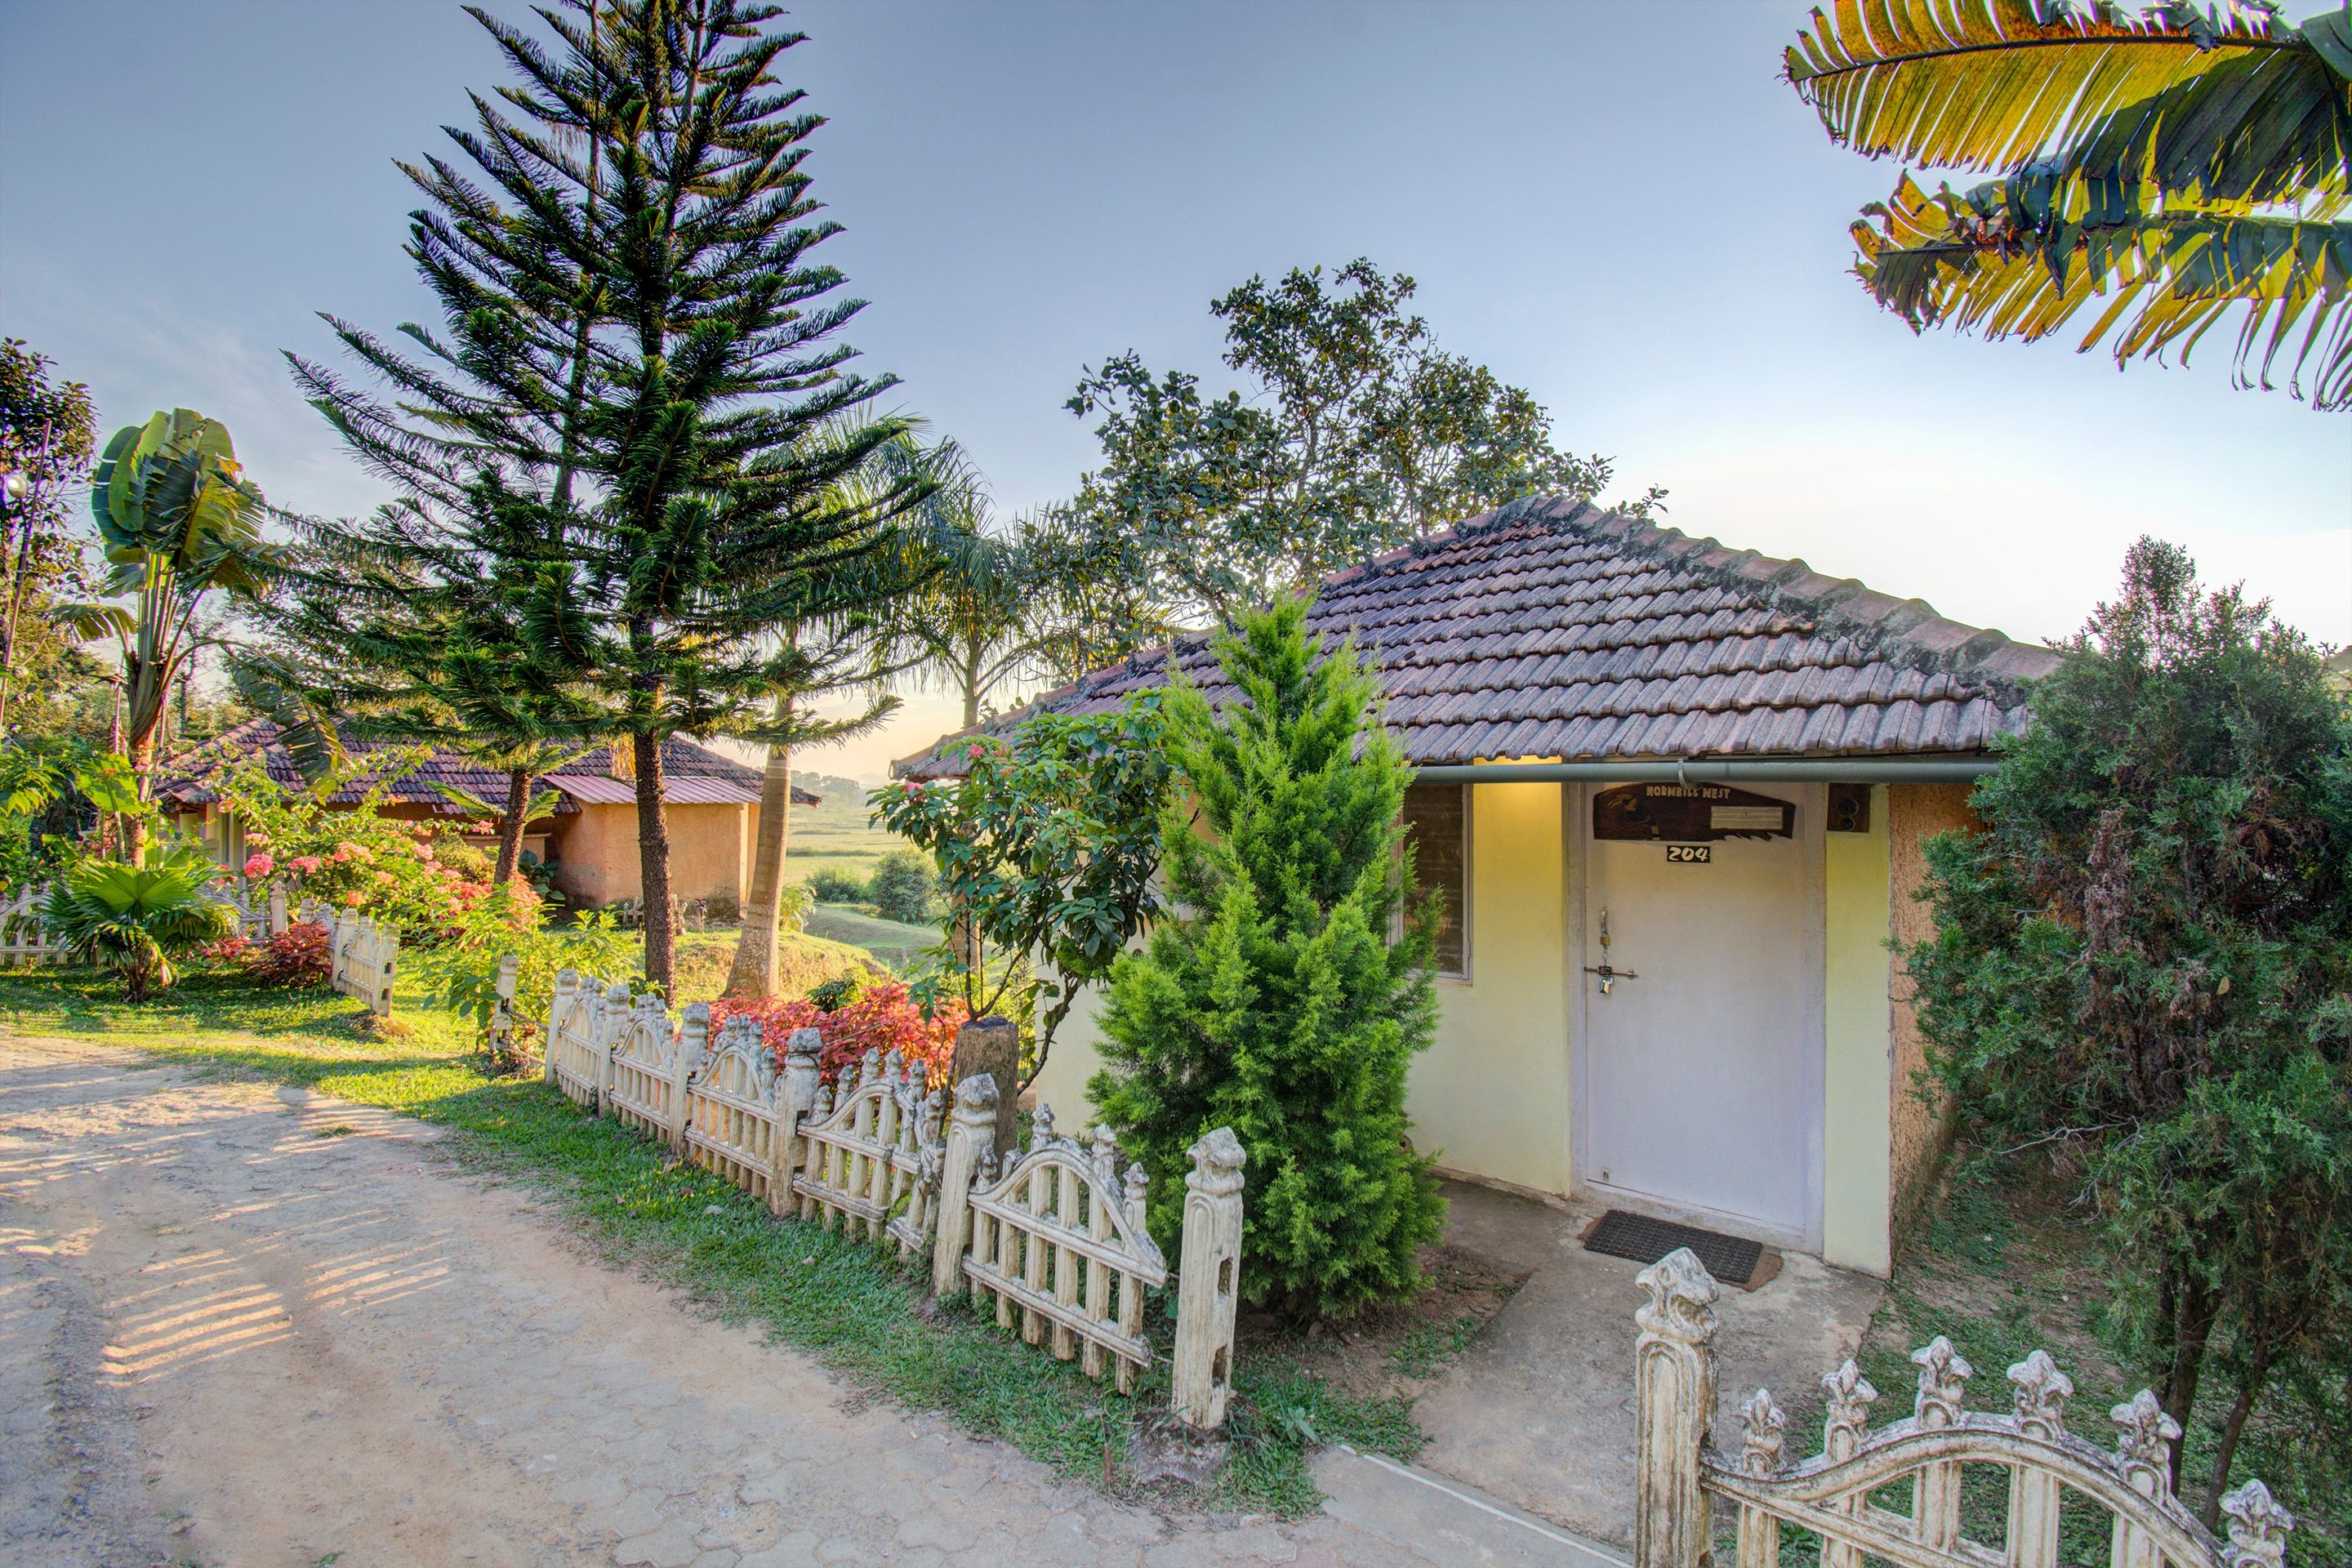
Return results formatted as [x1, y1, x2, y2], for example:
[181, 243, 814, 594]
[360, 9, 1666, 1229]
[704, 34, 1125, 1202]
[320, 907, 399, 1015]
[1630, 1247, 2295, 1568]
[537, 969, 1245, 1428]
[0, 885, 66, 964]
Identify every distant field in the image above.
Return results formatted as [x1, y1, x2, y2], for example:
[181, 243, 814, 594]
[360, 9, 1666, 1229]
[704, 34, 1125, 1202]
[800, 906, 938, 971]
[780, 781, 903, 890]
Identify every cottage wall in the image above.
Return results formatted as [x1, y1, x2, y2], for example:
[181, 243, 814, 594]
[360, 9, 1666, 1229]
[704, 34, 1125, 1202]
[1887, 782, 1977, 1231]
[550, 800, 749, 911]
[1822, 785, 1894, 1276]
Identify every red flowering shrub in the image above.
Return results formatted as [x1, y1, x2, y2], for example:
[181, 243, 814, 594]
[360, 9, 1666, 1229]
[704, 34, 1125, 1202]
[244, 921, 332, 989]
[709, 982, 968, 1088]
[201, 933, 252, 967]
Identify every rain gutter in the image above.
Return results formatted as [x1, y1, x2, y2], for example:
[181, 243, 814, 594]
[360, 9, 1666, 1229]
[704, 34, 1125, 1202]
[1409, 756, 1997, 785]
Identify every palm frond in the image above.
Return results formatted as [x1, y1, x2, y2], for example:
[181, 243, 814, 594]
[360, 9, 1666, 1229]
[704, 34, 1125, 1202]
[1856, 169, 2352, 407]
[1787, 2, 2348, 203]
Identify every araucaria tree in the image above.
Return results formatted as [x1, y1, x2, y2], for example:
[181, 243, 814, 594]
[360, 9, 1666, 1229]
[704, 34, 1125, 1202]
[1908, 539, 2350, 1521]
[288, 0, 926, 992]
[1089, 599, 1446, 1321]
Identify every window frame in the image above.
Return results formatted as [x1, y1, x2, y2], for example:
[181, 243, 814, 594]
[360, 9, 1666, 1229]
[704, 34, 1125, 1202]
[1397, 780, 1472, 983]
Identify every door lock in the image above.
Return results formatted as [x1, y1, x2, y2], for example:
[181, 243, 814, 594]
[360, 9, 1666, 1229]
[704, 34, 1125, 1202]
[1584, 962, 1638, 996]
[1588, 906, 1637, 993]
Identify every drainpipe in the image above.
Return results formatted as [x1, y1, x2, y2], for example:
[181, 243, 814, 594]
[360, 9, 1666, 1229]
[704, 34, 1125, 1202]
[1408, 757, 1997, 785]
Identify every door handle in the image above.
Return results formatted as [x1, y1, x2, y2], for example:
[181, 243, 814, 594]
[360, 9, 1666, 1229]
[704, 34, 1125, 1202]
[1584, 964, 1638, 996]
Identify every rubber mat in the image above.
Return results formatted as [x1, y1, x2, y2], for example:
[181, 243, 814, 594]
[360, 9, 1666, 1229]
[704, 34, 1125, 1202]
[1582, 1209, 1764, 1286]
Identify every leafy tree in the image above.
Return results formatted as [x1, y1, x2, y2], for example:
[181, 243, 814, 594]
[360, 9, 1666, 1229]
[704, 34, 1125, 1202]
[0, 340, 98, 739]
[42, 843, 238, 1000]
[881, 440, 1048, 729]
[866, 848, 937, 925]
[1786, 2, 2352, 408]
[1064, 259, 1653, 624]
[873, 697, 1172, 1086]
[72, 411, 278, 863]
[1089, 599, 1445, 1321]
[0, 739, 143, 894]
[290, 0, 931, 996]
[1907, 539, 2351, 1520]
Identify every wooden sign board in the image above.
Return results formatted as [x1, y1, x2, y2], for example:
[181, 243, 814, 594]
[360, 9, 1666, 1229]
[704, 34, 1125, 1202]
[1592, 782, 1795, 843]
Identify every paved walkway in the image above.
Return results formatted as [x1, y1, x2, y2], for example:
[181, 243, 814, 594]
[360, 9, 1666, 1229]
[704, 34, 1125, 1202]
[0, 1037, 1622, 1568]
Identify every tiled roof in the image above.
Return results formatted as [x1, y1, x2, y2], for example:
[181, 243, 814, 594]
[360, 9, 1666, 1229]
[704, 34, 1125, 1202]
[897, 497, 2062, 777]
[159, 724, 818, 810]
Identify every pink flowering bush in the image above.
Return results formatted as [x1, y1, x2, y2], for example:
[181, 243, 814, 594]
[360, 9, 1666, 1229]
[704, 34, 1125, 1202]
[708, 982, 969, 1089]
[211, 758, 519, 946]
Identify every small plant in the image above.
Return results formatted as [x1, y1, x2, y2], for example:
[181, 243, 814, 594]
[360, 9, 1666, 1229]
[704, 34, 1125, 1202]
[805, 866, 869, 904]
[807, 973, 862, 1012]
[41, 845, 239, 1001]
[244, 921, 332, 988]
[866, 850, 938, 924]
[200, 932, 253, 969]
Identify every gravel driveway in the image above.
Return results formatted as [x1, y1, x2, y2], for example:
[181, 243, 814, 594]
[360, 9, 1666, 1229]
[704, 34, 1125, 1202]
[0, 1037, 1429, 1568]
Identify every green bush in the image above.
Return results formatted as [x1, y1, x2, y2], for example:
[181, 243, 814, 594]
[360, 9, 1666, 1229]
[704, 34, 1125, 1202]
[866, 850, 937, 924]
[1089, 598, 1446, 1321]
[42, 844, 238, 1001]
[805, 866, 868, 904]
[1908, 539, 2351, 1521]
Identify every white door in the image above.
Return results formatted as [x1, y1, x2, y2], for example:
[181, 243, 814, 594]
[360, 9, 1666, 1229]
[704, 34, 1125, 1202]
[1577, 786, 1821, 1245]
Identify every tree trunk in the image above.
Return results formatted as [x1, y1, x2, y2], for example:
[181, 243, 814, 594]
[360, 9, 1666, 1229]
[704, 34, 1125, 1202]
[123, 720, 159, 868]
[724, 702, 794, 998]
[2159, 1269, 2216, 1496]
[2201, 1372, 2265, 1530]
[633, 732, 675, 996]
[495, 767, 530, 885]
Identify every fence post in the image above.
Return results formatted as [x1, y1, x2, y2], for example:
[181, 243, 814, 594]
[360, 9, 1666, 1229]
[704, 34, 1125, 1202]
[372, 927, 398, 1015]
[772, 1026, 822, 1217]
[595, 981, 630, 1114]
[671, 1003, 708, 1151]
[949, 1016, 1021, 1157]
[1171, 1125, 1245, 1432]
[546, 969, 577, 1086]
[1633, 1246, 1718, 1568]
[268, 882, 287, 937]
[932, 1072, 999, 1298]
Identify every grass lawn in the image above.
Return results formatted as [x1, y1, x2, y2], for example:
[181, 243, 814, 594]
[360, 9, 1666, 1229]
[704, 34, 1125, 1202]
[799, 905, 939, 971]
[1807, 1163, 2348, 1565]
[0, 965, 1419, 1514]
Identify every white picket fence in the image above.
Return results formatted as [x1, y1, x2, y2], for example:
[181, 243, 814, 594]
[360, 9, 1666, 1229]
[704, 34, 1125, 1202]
[1, 879, 287, 964]
[1631, 1247, 2295, 1568]
[539, 968, 1244, 1428]
[297, 901, 400, 1016]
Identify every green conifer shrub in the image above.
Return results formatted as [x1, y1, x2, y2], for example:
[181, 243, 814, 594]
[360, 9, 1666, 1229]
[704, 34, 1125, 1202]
[1089, 598, 1446, 1321]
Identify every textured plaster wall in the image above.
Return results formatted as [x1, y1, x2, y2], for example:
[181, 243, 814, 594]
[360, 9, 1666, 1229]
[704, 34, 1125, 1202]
[1413, 781, 1572, 1196]
[1823, 786, 1895, 1276]
[550, 802, 748, 909]
[1888, 782, 1980, 1228]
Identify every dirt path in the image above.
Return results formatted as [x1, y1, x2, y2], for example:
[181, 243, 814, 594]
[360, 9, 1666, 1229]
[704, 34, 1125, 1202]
[0, 1037, 1422, 1568]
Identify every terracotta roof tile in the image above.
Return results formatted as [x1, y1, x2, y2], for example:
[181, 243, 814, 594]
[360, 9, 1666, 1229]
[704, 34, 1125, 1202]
[898, 496, 2063, 777]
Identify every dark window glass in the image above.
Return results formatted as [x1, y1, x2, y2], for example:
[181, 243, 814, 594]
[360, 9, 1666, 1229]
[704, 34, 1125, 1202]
[1401, 782, 1468, 976]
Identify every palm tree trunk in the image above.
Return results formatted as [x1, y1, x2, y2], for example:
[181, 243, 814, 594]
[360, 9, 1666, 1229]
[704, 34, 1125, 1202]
[632, 732, 675, 996]
[495, 766, 531, 885]
[123, 715, 162, 869]
[725, 695, 794, 998]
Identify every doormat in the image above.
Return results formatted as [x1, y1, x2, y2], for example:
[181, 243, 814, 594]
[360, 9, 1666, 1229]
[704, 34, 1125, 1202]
[1582, 1209, 1767, 1288]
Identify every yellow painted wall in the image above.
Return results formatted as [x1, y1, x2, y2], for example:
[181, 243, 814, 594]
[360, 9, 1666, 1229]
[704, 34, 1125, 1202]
[1414, 781, 1571, 1196]
[1822, 785, 1895, 1276]
[1031, 779, 1575, 1200]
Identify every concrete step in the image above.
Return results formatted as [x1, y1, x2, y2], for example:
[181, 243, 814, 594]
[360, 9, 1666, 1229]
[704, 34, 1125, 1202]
[1312, 1445, 1630, 1568]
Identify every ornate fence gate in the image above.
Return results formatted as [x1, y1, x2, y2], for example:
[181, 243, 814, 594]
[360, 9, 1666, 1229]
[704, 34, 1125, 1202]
[1631, 1247, 2295, 1568]
[532, 968, 1248, 1430]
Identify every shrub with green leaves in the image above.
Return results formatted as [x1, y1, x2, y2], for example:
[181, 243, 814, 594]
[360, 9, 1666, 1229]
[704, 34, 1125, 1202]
[804, 866, 867, 905]
[412, 889, 633, 1062]
[1909, 538, 2351, 1523]
[42, 844, 238, 1000]
[1089, 598, 1445, 1321]
[866, 849, 937, 924]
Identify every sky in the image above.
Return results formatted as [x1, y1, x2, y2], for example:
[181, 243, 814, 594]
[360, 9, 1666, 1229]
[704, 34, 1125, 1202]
[4, 0, 2345, 783]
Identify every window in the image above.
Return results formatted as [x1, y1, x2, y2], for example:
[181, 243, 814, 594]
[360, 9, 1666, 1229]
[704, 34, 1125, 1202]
[1401, 782, 1469, 978]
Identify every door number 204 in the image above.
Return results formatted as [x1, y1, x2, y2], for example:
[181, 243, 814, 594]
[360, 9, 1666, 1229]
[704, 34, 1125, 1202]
[1665, 844, 1711, 864]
